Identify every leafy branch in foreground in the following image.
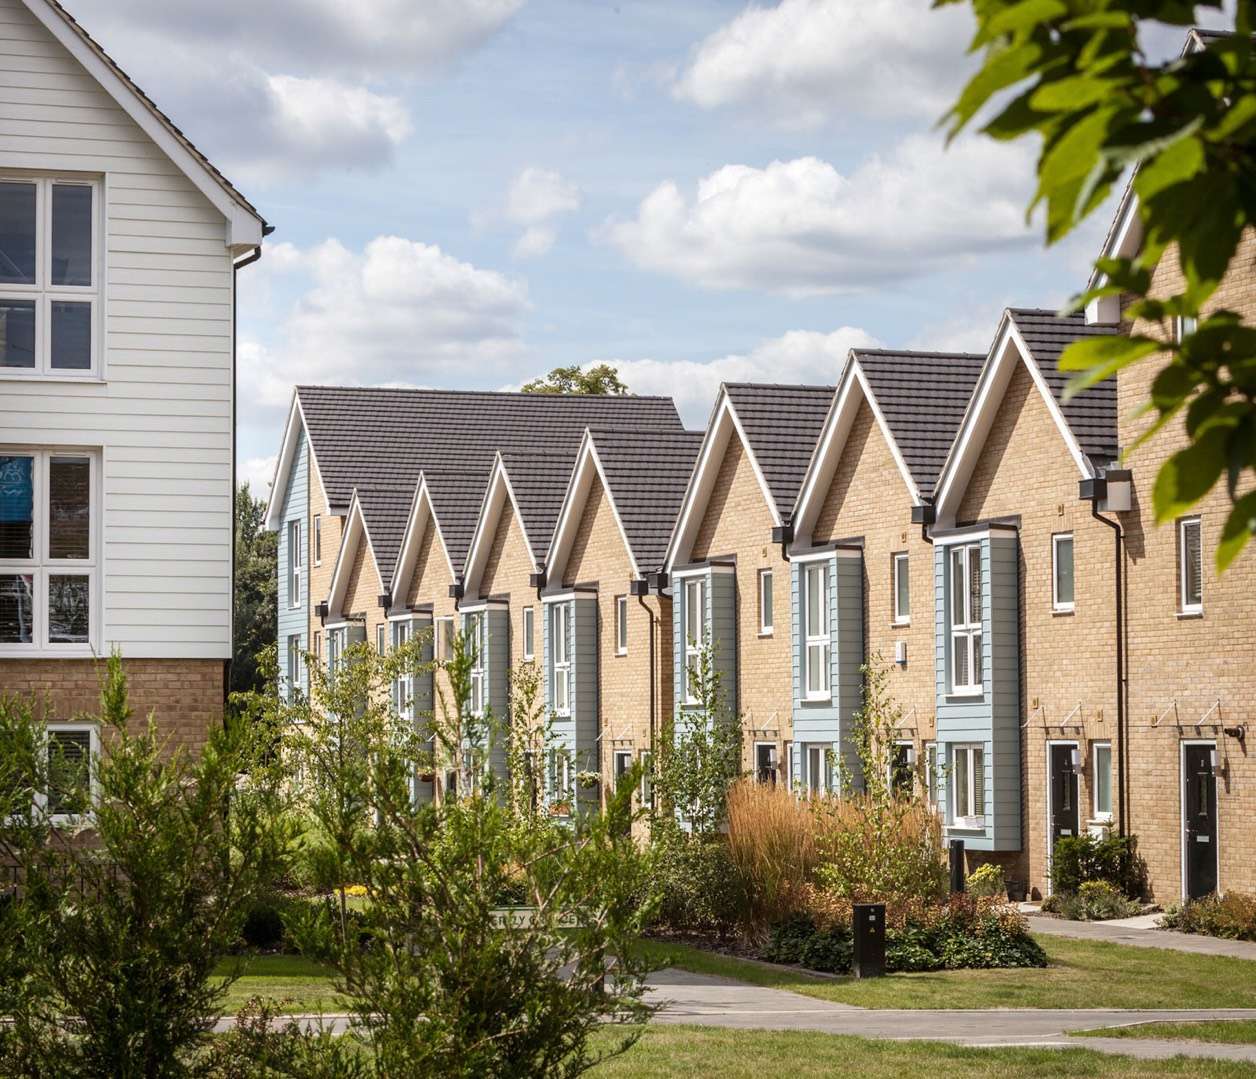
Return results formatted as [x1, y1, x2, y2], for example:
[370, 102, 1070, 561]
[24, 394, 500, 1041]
[939, 1, 1256, 567]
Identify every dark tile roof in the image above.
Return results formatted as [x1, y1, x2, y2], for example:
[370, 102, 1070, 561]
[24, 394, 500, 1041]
[1007, 309, 1120, 466]
[355, 483, 416, 590]
[587, 427, 705, 573]
[498, 450, 581, 566]
[852, 350, 987, 500]
[722, 384, 836, 519]
[297, 387, 683, 584]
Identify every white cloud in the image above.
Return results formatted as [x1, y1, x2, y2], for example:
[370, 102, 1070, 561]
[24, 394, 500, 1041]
[239, 236, 530, 423]
[263, 76, 411, 173]
[487, 167, 582, 259]
[602, 137, 1038, 297]
[674, 0, 973, 127]
[239, 455, 278, 496]
[596, 327, 881, 426]
[514, 226, 557, 259]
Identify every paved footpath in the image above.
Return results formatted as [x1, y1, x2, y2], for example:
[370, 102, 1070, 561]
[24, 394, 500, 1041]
[1026, 913, 1256, 961]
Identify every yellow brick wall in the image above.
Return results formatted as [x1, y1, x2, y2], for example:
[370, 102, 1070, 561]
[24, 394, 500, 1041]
[339, 529, 387, 654]
[959, 360, 1119, 896]
[1120, 233, 1256, 898]
[561, 473, 672, 808]
[477, 496, 538, 692]
[812, 398, 938, 769]
[307, 453, 342, 662]
[689, 432, 792, 767]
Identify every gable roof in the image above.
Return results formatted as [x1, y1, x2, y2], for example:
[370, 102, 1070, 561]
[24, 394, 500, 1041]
[932, 308, 1120, 524]
[22, 0, 266, 245]
[496, 448, 580, 566]
[547, 426, 705, 582]
[354, 482, 419, 590]
[325, 492, 382, 620]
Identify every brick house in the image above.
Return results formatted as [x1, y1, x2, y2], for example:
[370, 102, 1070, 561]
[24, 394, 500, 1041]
[664, 384, 834, 782]
[0, 0, 267, 758]
[790, 349, 985, 802]
[543, 426, 702, 816]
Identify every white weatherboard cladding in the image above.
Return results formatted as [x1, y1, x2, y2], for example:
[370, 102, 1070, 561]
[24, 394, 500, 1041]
[934, 531, 1022, 851]
[791, 553, 864, 790]
[276, 434, 308, 693]
[0, 0, 238, 659]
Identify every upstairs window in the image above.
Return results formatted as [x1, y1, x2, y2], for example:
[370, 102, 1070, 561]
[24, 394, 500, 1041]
[1052, 533, 1075, 612]
[522, 606, 535, 660]
[0, 178, 99, 377]
[803, 562, 830, 699]
[892, 552, 910, 624]
[682, 577, 706, 704]
[391, 618, 414, 719]
[285, 634, 301, 699]
[465, 611, 486, 717]
[758, 568, 773, 634]
[287, 520, 302, 609]
[949, 543, 983, 694]
[0, 450, 96, 652]
[435, 617, 454, 661]
[313, 515, 322, 566]
[1178, 516, 1203, 614]
[550, 602, 571, 715]
[326, 625, 348, 679]
[615, 595, 628, 655]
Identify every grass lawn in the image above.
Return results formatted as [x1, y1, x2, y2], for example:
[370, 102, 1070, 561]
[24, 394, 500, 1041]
[213, 955, 346, 1015]
[586, 1025, 1256, 1077]
[1076, 1020, 1256, 1045]
[639, 935, 1256, 1011]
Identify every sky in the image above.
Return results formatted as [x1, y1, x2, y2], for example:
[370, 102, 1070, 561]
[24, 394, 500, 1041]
[63, 0, 1235, 494]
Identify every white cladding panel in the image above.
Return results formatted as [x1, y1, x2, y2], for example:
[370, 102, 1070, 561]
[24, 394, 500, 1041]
[0, 0, 237, 659]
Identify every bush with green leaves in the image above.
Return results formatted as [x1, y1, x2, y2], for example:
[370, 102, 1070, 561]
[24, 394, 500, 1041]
[966, 862, 1007, 899]
[649, 826, 747, 937]
[0, 654, 288, 1077]
[1043, 880, 1141, 922]
[1050, 833, 1147, 899]
[1162, 892, 1256, 940]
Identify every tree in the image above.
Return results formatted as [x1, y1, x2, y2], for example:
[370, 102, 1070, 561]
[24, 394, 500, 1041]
[939, 2, 1256, 568]
[521, 363, 629, 396]
[234, 483, 277, 694]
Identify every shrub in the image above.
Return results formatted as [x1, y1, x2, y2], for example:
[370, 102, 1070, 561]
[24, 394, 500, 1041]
[725, 780, 817, 930]
[966, 863, 1006, 898]
[1050, 834, 1147, 899]
[812, 796, 946, 903]
[1041, 880, 1140, 921]
[1162, 893, 1256, 941]
[240, 899, 288, 952]
[651, 828, 746, 936]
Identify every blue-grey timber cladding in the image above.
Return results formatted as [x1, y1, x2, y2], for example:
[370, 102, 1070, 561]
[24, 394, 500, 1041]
[542, 595, 600, 811]
[463, 605, 511, 785]
[277, 432, 308, 697]
[409, 614, 435, 804]
[672, 566, 737, 724]
[934, 528, 1022, 852]
[790, 550, 865, 789]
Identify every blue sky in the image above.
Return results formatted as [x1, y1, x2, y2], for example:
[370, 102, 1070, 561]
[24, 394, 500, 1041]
[66, 0, 1232, 492]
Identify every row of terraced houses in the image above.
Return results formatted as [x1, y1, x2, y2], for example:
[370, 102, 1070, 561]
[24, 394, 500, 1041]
[265, 184, 1256, 903]
[0, 1, 1250, 907]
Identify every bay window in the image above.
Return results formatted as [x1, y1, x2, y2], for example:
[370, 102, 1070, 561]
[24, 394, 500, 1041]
[550, 602, 571, 715]
[949, 543, 983, 694]
[0, 178, 99, 377]
[682, 577, 706, 704]
[327, 625, 348, 679]
[0, 449, 96, 652]
[952, 744, 985, 827]
[803, 562, 830, 699]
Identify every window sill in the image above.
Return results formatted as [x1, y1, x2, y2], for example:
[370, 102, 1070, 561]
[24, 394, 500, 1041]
[758, 629, 774, 638]
[0, 372, 105, 384]
[0, 646, 96, 659]
[800, 695, 833, 705]
[947, 689, 984, 700]
[1052, 606, 1075, 616]
[614, 649, 627, 657]
[891, 619, 910, 628]
[948, 821, 986, 833]
[1177, 609, 1204, 620]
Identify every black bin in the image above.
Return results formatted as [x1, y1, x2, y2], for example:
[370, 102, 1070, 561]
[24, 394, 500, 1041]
[852, 902, 885, 979]
[949, 839, 966, 894]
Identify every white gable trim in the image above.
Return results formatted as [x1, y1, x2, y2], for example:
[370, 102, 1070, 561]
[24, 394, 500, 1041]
[326, 492, 385, 620]
[21, 0, 265, 247]
[933, 314, 1095, 527]
[792, 356, 919, 546]
[462, 453, 539, 598]
[546, 431, 641, 583]
[664, 389, 781, 571]
[264, 394, 329, 531]
[390, 475, 456, 604]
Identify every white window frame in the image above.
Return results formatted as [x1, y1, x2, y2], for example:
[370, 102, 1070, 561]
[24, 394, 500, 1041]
[1175, 314, 1198, 342]
[435, 616, 454, 661]
[754, 740, 778, 785]
[892, 552, 910, 625]
[612, 749, 633, 790]
[326, 624, 349, 678]
[391, 617, 414, 719]
[682, 576, 706, 705]
[0, 176, 102, 380]
[952, 743, 985, 828]
[615, 595, 628, 655]
[1179, 516, 1203, 615]
[1052, 532, 1075, 613]
[948, 543, 983, 696]
[783, 739, 793, 791]
[803, 742, 832, 795]
[313, 514, 322, 566]
[549, 748, 572, 810]
[287, 519, 302, 609]
[1092, 741, 1113, 821]
[758, 568, 773, 635]
[639, 749, 653, 804]
[889, 740, 915, 794]
[285, 633, 301, 698]
[376, 623, 385, 654]
[42, 721, 99, 825]
[550, 601, 572, 716]
[0, 448, 99, 656]
[803, 561, 831, 701]
[465, 610, 487, 717]
[522, 605, 535, 660]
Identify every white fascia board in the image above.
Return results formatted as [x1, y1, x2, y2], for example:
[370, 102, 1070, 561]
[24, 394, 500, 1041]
[325, 493, 385, 619]
[671, 562, 736, 579]
[22, 0, 265, 246]
[462, 455, 538, 598]
[546, 432, 641, 583]
[725, 396, 784, 529]
[391, 475, 455, 604]
[1086, 190, 1143, 322]
[264, 395, 304, 531]
[934, 316, 1094, 526]
[854, 364, 922, 507]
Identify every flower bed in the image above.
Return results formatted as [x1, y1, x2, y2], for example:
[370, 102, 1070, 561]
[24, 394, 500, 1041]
[1162, 892, 1256, 941]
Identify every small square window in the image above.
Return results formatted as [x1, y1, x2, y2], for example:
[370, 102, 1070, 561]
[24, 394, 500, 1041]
[615, 595, 628, 655]
[892, 553, 910, 624]
[758, 568, 773, 634]
[1052, 533, 1074, 612]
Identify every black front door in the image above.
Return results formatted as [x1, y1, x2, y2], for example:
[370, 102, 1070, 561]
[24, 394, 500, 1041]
[1049, 744, 1079, 850]
[1183, 744, 1218, 899]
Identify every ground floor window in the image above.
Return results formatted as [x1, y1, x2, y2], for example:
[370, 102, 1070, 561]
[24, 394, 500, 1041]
[613, 749, 633, 790]
[925, 742, 939, 813]
[802, 743, 833, 795]
[890, 741, 915, 796]
[754, 741, 778, 785]
[639, 749, 653, 805]
[1092, 741, 1112, 820]
[45, 723, 98, 822]
[952, 744, 985, 827]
